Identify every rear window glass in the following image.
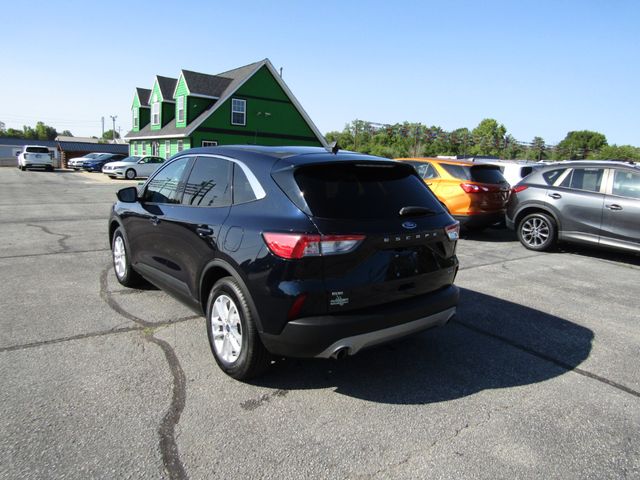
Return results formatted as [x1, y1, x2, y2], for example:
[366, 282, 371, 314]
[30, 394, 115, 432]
[404, 161, 439, 179]
[440, 164, 506, 184]
[26, 147, 49, 154]
[294, 163, 444, 219]
[542, 169, 567, 185]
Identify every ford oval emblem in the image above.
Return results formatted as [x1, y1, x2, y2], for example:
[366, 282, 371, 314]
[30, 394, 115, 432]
[402, 221, 417, 230]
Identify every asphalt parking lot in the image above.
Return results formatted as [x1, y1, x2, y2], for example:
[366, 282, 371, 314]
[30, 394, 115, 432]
[0, 167, 638, 479]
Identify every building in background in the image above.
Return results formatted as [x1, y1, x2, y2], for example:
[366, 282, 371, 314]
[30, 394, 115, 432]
[125, 58, 327, 157]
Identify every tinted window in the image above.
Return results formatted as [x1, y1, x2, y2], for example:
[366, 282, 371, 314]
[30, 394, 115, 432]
[542, 168, 567, 185]
[568, 168, 605, 192]
[612, 170, 640, 199]
[521, 167, 534, 177]
[144, 157, 191, 204]
[233, 164, 257, 204]
[26, 147, 50, 154]
[405, 161, 439, 179]
[294, 163, 444, 219]
[439, 164, 506, 184]
[181, 157, 231, 207]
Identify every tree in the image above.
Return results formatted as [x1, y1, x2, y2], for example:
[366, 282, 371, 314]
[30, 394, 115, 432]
[102, 129, 120, 140]
[595, 144, 640, 161]
[555, 130, 607, 160]
[470, 118, 507, 157]
[60, 130, 73, 137]
[530, 136, 547, 161]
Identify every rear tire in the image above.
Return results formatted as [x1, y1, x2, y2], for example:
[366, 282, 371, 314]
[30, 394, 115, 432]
[112, 228, 143, 287]
[517, 212, 556, 251]
[20, 166, 26, 171]
[206, 277, 270, 380]
[125, 168, 136, 180]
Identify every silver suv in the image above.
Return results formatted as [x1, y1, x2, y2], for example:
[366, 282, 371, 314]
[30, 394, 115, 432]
[506, 161, 640, 253]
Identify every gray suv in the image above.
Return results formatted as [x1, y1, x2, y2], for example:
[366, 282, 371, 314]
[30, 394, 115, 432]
[506, 161, 640, 253]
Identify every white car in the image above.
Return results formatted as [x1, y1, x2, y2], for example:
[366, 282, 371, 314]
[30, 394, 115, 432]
[17, 145, 53, 171]
[102, 155, 165, 179]
[68, 152, 104, 170]
[472, 159, 542, 187]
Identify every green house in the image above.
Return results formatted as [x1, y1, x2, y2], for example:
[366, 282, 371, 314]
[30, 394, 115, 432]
[125, 59, 327, 157]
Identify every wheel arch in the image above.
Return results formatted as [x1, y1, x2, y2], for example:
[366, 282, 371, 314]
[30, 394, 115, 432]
[514, 204, 561, 233]
[108, 218, 123, 248]
[199, 259, 264, 332]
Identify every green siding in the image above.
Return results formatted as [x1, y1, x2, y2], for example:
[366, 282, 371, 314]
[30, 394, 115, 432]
[193, 66, 320, 147]
[161, 102, 175, 128]
[139, 107, 150, 130]
[174, 76, 189, 128]
[187, 97, 213, 124]
[131, 92, 150, 132]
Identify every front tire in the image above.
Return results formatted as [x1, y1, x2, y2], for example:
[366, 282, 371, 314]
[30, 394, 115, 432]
[125, 168, 136, 180]
[517, 212, 556, 251]
[112, 228, 143, 287]
[206, 277, 270, 380]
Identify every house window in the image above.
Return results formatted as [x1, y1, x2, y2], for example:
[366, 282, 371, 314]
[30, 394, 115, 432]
[165, 140, 171, 158]
[133, 142, 138, 155]
[202, 141, 218, 147]
[142, 143, 147, 155]
[133, 109, 139, 129]
[152, 101, 160, 125]
[177, 96, 185, 123]
[231, 98, 246, 126]
[177, 140, 184, 152]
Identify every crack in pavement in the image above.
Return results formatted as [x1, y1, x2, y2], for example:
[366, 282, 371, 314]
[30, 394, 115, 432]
[99, 265, 189, 480]
[27, 223, 72, 252]
[0, 248, 110, 260]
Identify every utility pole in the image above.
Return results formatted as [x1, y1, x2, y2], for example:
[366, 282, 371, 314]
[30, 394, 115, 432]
[101, 117, 104, 137]
[110, 115, 117, 141]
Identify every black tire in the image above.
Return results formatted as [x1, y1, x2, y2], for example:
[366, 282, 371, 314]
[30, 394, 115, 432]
[111, 228, 143, 287]
[125, 168, 136, 180]
[20, 165, 26, 171]
[47, 166, 54, 172]
[206, 277, 270, 380]
[517, 212, 556, 251]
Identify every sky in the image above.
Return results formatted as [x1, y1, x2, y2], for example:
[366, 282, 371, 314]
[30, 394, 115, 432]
[2, 0, 639, 146]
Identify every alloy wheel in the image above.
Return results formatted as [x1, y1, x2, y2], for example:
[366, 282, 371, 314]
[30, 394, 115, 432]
[211, 294, 243, 363]
[113, 236, 127, 279]
[521, 217, 550, 248]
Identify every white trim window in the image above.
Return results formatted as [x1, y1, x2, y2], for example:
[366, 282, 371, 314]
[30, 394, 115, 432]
[152, 99, 160, 125]
[177, 96, 185, 123]
[177, 140, 184, 152]
[202, 141, 218, 147]
[165, 140, 171, 158]
[133, 142, 138, 155]
[133, 109, 139, 129]
[231, 98, 246, 126]
[142, 143, 147, 155]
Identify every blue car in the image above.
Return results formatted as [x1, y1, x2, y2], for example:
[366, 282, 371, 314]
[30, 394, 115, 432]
[82, 153, 127, 172]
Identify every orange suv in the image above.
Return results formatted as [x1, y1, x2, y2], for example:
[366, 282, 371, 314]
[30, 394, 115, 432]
[396, 158, 510, 229]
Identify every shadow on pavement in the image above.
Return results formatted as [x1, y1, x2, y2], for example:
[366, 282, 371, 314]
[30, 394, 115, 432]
[557, 243, 640, 267]
[251, 288, 594, 404]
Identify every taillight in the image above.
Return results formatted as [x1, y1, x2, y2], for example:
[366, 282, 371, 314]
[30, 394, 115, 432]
[445, 223, 460, 241]
[460, 183, 502, 193]
[512, 185, 528, 193]
[262, 233, 365, 259]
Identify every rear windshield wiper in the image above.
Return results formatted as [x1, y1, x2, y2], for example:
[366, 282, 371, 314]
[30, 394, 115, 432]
[399, 206, 438, 217]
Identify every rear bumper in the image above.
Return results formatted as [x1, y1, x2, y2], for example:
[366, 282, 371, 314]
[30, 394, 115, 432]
[260, 284, 459, 358]
[454, 212, 504, 228]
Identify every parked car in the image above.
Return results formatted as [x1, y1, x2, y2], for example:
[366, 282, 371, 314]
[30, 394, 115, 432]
[506, 160, 640, 253]
[471, 159, 543, 187]
[17, 145, 53, 171]
[68, 152, 103, 170]
[82, 153, 127, 172]
[397, 157, 510, 230]
[109, 146, 460, 379]
[102, 155, 165, 179]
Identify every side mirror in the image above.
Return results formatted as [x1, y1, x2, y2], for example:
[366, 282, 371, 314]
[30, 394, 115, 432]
[117, 186, 138, 203]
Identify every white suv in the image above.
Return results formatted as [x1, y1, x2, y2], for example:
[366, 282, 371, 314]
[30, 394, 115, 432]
[17, 146, 54, 171]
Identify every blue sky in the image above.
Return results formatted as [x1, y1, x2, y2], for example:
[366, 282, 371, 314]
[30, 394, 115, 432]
[2, 0, 638, 146]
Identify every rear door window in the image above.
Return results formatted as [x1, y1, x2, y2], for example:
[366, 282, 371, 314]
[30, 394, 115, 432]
[181, 156, 232, 207]
[294, 163, 444, 219]
[562, 168, 605, 192]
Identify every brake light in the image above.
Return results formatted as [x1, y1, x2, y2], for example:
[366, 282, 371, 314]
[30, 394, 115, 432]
[445, 223, 460, 241]
[460, 183, 502, 193]
[512, 185, 528, 193]
[262, 233, 365, 259]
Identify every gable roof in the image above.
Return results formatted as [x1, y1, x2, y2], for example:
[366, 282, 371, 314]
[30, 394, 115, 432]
[154, 76, 177, 102]
[136, 88, 151, 107]
[126, 59, 327, 147]
[179, 70, 232, 98]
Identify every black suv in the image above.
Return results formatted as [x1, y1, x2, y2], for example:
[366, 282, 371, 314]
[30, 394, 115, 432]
[109, 146, 460, 379]
[506, 160, 640, 253]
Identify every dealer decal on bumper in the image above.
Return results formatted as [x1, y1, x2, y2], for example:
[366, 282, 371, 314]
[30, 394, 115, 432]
[330, 291, 349, 307]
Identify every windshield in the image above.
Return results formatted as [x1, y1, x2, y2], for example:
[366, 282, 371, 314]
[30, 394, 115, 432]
[120, 156, 141, 163]
[85, 153, 101, 159]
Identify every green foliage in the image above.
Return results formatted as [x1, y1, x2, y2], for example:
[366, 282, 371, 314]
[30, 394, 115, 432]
[594, 144, 640, 160]
[470, 119, 507, 156]
[0, 121, 60, 140]
[102, 129, 120, 140]
[555, 130, 608, 160]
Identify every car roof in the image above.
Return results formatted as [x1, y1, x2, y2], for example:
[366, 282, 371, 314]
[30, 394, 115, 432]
[539, 160, 639, 170]
[397, 157, 489, 167]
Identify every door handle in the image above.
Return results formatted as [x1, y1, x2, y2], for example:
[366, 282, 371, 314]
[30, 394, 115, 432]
[196, 226, 214, 237]
[606, 204, 623, 211]
[149, 216, 160, 226]
[548, 193, 562, 199]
